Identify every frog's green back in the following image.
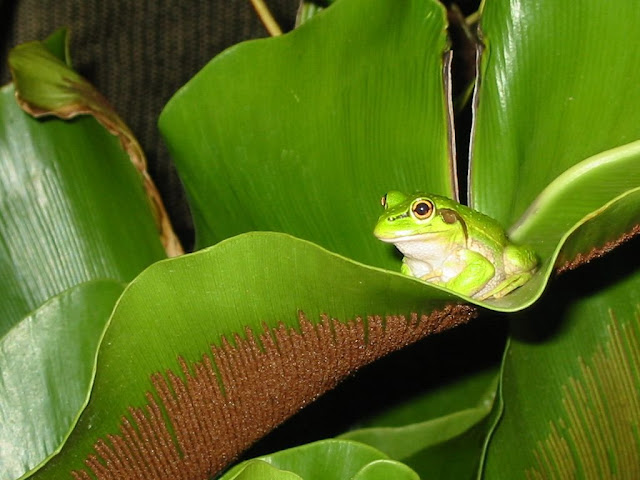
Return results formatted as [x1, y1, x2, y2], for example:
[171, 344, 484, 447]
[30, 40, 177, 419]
[428, 194, 511, 247]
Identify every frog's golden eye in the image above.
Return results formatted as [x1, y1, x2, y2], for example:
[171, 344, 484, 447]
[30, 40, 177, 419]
[380, 194, 388, 209]
[411, 199, 434, 220]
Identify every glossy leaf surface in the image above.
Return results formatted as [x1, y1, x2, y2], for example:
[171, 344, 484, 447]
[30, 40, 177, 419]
[0, 281, 123, 480]
[467, 0, 640, 476]
[359, 368, 497, 427]
[7, 0, 640, 478]
[8, 29, 182, 256]
[554, 187, 640, 270]
[0, 84, 165, 335]
[159, 0, 640, 313]
[226, 460, 302, 480]
[464, 0, 640, 310]
[471, 0, 640, 228]
[509, 142, 640, 249]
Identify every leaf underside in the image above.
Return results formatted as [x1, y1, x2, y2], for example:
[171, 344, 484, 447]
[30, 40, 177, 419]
[73, 311, 468, 479]
[528, 312, 640, 478]
[34, 232, 475, 479]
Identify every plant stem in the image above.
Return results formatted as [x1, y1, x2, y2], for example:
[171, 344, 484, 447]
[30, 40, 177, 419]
[250, 0, 283, 36]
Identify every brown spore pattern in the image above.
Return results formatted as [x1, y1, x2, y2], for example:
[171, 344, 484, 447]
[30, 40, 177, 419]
[71, 306, 475, 480]
[557, 224, 640, 273]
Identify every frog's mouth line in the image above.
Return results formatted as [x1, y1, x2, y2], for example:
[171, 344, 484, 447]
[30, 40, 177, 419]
[388, 212, 410, 222]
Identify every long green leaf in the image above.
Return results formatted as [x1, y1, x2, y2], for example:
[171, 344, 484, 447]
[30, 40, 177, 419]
[342, 408, 491, 465]
[482, 186, 640, 311]
[509, 143, 640, 250]
[471, 0, 640, 228]
[554, 187, 640, 271]
[0, 30, 167, 480]
[357, 368, 497, 427]
[10, 2, 640, 478]
[7, 28, 182, 257]
[158, 0, 640, 315]
[159, 0, 454, 270]
[466, 0, 640, 310]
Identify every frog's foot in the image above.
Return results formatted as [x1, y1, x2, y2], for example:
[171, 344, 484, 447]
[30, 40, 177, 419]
[419, 270, 442, 282]
[401, 261, 412, 276]
[479, 272, 533, 300]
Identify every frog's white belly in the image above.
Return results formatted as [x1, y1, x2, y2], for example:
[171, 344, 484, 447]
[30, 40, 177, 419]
[393, 235, 462, 281]
[392, 235, 502, 284]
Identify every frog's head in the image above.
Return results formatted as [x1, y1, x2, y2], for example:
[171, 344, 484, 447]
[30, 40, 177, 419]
[374, 191, 461, 242]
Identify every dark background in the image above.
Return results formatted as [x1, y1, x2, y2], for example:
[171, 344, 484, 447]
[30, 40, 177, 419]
[0, 0, 301, 248]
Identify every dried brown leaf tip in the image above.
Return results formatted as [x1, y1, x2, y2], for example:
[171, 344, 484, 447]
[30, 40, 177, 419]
[557, 224, 640, 273]
[8, 40, 183, 257]
[71, 305, 475, 480]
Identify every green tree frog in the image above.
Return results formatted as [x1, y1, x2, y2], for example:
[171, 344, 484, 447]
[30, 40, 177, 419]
[374, 191, 538, 299]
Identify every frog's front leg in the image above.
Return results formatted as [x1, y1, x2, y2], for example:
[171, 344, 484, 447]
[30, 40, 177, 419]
[444, 249, 495, 297]
[402, 258, 441, 280]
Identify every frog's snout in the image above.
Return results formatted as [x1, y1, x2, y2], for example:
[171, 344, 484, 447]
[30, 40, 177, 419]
[373, 217, 397, 241]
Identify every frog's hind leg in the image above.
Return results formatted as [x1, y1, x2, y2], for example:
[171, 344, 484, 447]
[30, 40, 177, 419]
[444, 249, 495, 298]
[478, 271, 533, 300]
[479, 244, 538, 299]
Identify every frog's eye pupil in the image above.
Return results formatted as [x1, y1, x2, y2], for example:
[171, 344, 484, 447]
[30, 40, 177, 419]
[412, 200, 434, 220]
[381, 195, 388, 208]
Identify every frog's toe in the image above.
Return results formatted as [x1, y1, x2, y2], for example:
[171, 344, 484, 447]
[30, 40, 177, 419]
[482, 272, 533, 299]
[400, 262, 412, 276]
